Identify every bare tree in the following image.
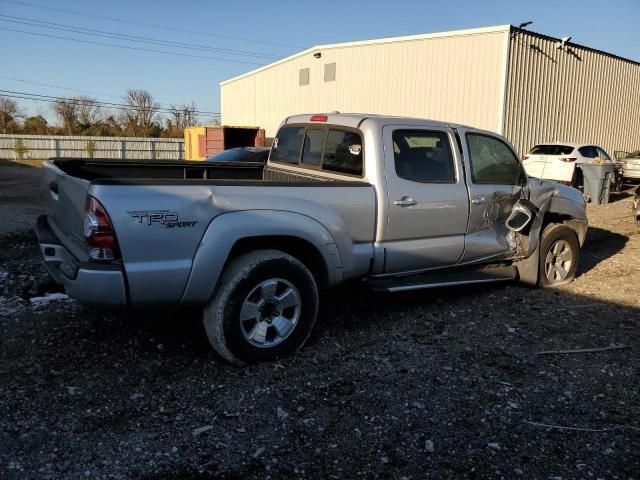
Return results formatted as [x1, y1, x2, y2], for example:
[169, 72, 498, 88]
[165, 102, 198, 137]
[52, 99, 79, 135]
[76, 96, 102, 131]
[0, 96, 21, 133]
[123, 89, 160, 136]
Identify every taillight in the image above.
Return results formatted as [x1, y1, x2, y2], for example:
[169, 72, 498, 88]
[522, 155, 529, 161]
[310, 115, 328, 122]
[84, 196, 119, 261]
[560, 157, 577, 162]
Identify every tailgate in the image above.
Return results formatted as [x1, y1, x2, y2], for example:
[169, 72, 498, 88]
[40, 161, 91, 260]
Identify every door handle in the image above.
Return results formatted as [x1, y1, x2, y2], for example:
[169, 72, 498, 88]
[471, 196, 486, 205]
[394, 196, 417, 207]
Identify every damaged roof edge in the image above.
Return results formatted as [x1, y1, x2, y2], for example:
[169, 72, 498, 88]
[219, 24, 512, 86]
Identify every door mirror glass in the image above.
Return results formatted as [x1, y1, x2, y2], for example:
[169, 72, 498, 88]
[506, 203, 533, 232]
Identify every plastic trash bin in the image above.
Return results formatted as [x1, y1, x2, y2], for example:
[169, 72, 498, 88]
[579, 163, 616, 205]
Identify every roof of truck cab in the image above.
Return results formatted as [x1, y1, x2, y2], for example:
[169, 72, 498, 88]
[284, 113, 471, 130]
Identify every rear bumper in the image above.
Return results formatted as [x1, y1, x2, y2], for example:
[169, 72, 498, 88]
[35, 215, 127, 308]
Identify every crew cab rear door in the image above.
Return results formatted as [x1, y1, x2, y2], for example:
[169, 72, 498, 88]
[456, 129, 526, 263]
[381, 126, 469, 273]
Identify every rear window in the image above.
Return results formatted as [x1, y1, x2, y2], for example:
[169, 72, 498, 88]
[322, 130, 363, 176]
[272, 127, 304, 164]
[529, 145, 574, 155]
[271, 125, 363, 177]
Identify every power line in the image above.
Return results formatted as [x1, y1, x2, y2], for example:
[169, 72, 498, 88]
[0, 89, 222, 116]
[2, 92, 222, 121]
[0, 14, 279, 59]
[0, 26, 267, 65]
[0, 75, 125, 100]
[0, 0, 303, 49]
[0, 89, 221, 117]
[0, 75, 209, 112]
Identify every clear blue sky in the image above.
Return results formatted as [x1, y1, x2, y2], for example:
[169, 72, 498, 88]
[1, 0, 638, 125]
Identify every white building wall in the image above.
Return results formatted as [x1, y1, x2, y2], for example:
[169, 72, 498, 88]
[221, 27, 510, 138]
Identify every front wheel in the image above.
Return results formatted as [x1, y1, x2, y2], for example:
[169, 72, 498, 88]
[203, 249, 319, 366]
[539, 224, 579, 287]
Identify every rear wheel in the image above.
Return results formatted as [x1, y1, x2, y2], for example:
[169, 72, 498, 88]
[539, 224, 579, 287]
[203, 249, 319, 366]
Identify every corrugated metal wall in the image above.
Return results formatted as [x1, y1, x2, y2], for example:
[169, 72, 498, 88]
[221, 28, 510, 137]
[0, 134, 184, 160]
[504, 30, 640, 157]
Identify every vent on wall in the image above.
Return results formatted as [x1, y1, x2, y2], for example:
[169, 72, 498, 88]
[299, 68, 310, 86]
[324, 62, 336, 82]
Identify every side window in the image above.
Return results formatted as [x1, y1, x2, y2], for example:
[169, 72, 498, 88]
[301, 129, 326, 167]
[271, 127, 304, 164]
[466, 134, 520, 185]
[579, 146, 596, 158]
[596, 147, 611, 161]
[392, 130, 455, 183]
[322, 130, 363, 176]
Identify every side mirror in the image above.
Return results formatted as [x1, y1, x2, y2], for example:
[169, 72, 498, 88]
[518, 168, 529, 186]
[506, 203, 533, 232]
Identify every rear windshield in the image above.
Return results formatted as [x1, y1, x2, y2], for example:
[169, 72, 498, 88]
[270, 125, 364, 177]
[529, 145, 575, 155]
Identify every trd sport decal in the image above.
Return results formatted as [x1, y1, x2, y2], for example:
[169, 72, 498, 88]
[128, 210, 198, 229]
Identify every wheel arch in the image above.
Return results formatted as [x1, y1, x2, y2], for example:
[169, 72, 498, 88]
[226, 235, 330, 289]
[180, 210, 342, 305]
[516, 196, 586, 286]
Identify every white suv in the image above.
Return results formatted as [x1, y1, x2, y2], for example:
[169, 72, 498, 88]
[522, 142, 615, 187]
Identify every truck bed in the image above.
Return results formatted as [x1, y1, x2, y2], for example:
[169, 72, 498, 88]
[52, 158, 265, 181]
[40, 158, 376, 307]
[51, 158, 340, 184]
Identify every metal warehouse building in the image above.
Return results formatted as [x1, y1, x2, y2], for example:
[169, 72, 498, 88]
[220, 25, 640, 156]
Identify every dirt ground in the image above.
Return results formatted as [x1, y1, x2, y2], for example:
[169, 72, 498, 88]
[1, 160, 639, 480]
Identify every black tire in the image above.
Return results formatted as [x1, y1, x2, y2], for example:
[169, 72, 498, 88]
[203, 249, 319, 366]
[539, 224, 579, 287]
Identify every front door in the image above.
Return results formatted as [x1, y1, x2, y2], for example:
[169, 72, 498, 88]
[457, 130, 525, 264]
[382, 126, 469, 273]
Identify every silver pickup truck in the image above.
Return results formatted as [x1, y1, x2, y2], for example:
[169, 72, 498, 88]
[37, 114, 587, 365]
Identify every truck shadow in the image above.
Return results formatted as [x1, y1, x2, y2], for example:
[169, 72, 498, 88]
[577, 226, 628, 274]
[84, 225, 628, 361]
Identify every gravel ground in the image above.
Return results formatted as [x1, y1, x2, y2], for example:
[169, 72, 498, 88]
[1, 161, 639, 479]
[0, 160, 45, 235]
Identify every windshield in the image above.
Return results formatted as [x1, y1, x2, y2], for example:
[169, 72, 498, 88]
[627, 150, 640, 158]
[529, 145, 575, 155]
